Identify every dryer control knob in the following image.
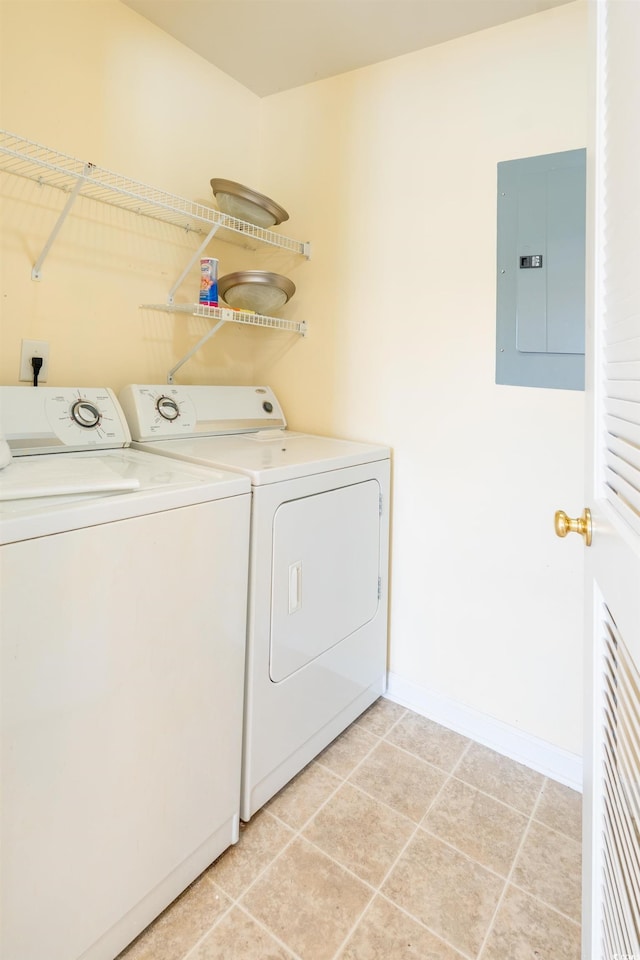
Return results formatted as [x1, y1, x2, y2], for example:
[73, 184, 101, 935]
[157, 396, 180, 421]
[71, 399, 101, 429]
[263, 401, 274, 413]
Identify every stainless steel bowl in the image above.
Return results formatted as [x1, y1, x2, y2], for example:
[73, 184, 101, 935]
[218, 271, 296, 315]
[210, 179, 289, 228]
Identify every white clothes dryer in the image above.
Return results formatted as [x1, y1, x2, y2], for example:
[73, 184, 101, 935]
[119, 384, 390, 821]
[0, 387, 251, 960]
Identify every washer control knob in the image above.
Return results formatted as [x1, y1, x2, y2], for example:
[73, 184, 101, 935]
[71, 399, 101, 429]
[263, 401, 274, 413]
[157, 396, 180, 421]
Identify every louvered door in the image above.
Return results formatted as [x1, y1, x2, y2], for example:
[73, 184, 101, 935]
[584, 1, 640, 957]
[600, 616, 640, 955]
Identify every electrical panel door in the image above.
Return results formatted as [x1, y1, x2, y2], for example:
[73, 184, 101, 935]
[496, 148, 586, 390]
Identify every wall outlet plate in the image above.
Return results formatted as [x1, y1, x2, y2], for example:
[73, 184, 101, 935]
[19, 339, 50, 382]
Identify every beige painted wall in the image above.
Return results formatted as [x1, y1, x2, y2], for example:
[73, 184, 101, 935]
[257, 1, 587, 755]
[0, 0, 267, 388]
[0, 0, 586, 756]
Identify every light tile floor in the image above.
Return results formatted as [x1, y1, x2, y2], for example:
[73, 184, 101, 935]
[118, 700, 582, 960]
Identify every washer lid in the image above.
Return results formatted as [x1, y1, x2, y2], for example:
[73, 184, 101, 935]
[0, 447, 250, 544]
[131, 431, 390, 485]
[0, 457, 140, 501]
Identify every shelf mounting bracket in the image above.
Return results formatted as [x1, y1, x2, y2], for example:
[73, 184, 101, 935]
[31, 163, 93, 280]
[167, 223, 220, 304]
[167, 317, 227, 384]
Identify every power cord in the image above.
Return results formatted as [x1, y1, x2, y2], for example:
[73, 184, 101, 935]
[31, 356, 43, 387]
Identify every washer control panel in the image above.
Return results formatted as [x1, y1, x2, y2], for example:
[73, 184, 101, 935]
[119, 384, 286, 441]
[0, 387, 131, 455]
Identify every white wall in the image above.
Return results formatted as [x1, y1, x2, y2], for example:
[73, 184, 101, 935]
[0, 1, 587, 765]
[257, 1, 587, 760]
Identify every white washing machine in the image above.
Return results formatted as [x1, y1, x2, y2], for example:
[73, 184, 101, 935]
[0, 387, 251, 960]
[119, 384, 390, 821]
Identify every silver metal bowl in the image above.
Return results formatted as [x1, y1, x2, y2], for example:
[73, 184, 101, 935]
[210, 179, 289, 228]
[218, 271, 296, 315]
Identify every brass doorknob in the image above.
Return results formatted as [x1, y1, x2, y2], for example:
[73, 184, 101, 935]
[554, 508, 592, 546]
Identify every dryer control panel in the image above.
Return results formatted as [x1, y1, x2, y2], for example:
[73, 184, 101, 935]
[119, 384, 286, 441]
[0, 387, 131, 455]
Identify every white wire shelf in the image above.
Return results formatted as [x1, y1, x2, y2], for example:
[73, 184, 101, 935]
[141, 303, 308, 383]
[143, 302, 307, 335]
[0, 129, 310, 382]
[0, 130, 311, 258]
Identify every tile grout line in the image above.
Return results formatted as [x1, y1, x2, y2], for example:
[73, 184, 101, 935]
[445, 753, 581, 846]
[447, 771, 545, 822]
[451, 736, 474, 775]
[339, 739, 460, 792]
[416, 823, 519, 885]
[182, 800, 325, 960]
[507, 879, 583, 929]
[375, 891, 476, 960]
[204, 717, 389, 959]
[346, 733, 556, 847]
[505, 783, 583, 926]
[192, 839, 308, 960]
[530, 810, 583, 846]
[216, 735, 580, 960]
[255, 724, 471, 957]
[324, 812, 426, 959]
[286, 722, 403, 959]
[328, 744, 474, 960]
[121, 706, 395, 960]
[181, 888, 306, 960]
[124, 706, 582, 960]
[180, 894, 235, 960]
[122, 756, 344, 960]
[474, 774, 548, 959]
[357, 703, 409, 739]
[344, 744, 460, 826]
[528, 814, 583, 850]
[237, 901, 306, 960]
[325, 885, 379, 960]
[141, 706, 580, 960]
[380, 728, 472, 771]
[325, 775, 418, 832]
[267, 710, 418, 959]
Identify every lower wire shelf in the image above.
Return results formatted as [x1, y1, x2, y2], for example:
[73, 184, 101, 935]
[140, 303, 307, 383]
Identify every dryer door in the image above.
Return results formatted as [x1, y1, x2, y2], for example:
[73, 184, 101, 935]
[270, 479, 381, 683]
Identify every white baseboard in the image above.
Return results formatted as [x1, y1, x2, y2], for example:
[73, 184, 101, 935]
[385, 672, 582, 792]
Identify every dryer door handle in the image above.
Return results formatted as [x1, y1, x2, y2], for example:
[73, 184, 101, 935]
[288, 561, 302, 614]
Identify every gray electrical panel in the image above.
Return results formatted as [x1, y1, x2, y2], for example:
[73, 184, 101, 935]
[496, 148, 586, 390]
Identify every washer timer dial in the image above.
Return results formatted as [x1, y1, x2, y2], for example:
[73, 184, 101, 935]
[156, 396, 180, 421]
[71, 399, 101, 429]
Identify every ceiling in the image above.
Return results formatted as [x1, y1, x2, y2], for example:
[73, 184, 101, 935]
[121, 0, 575, 97]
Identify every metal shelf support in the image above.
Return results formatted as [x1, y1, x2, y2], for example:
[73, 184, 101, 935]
[140, 303, 307, 383]
[167, 223, 220, 304]
[167, 317, 227, 384]
[31, 162, 93, 280]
